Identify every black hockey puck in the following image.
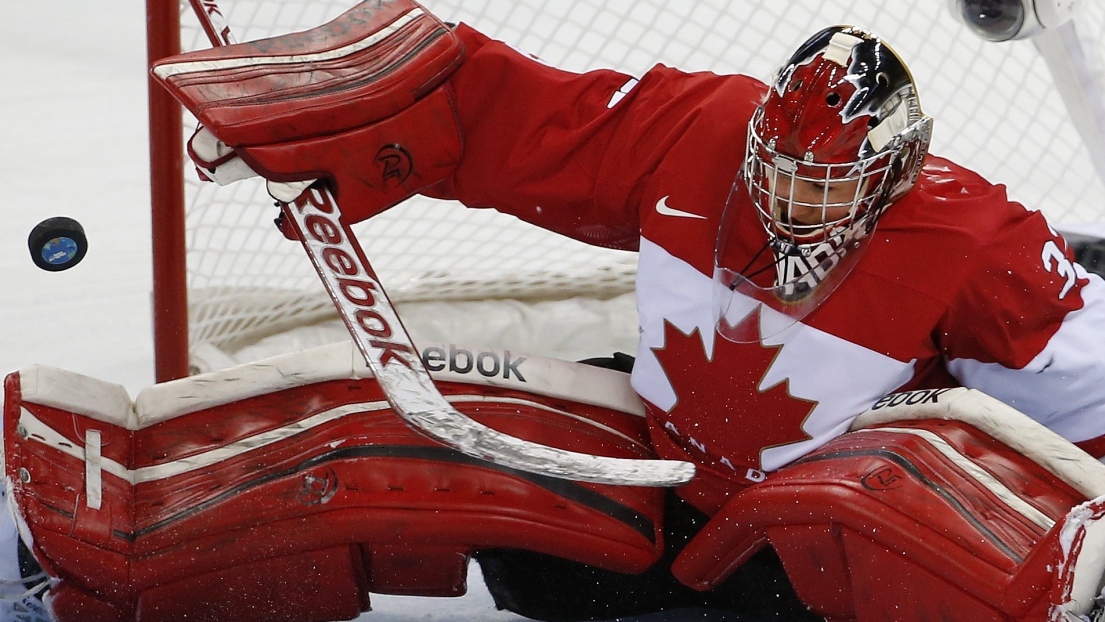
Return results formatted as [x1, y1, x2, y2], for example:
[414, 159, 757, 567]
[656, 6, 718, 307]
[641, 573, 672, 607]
[28, 217, 88, 272]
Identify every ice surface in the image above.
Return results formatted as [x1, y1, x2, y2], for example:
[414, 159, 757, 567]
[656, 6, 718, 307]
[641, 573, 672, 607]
[0, 2, 154, 393]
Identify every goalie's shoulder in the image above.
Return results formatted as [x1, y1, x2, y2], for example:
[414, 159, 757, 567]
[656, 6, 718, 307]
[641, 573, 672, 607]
[903, 154, 1047, 240]
[879, 155, 1051, 260]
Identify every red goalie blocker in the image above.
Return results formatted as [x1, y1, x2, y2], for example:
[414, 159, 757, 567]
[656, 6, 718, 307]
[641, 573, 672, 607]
[3, 343, 664, 622]
[673, 389, 1105, 622]
[151, 0, 465, 223]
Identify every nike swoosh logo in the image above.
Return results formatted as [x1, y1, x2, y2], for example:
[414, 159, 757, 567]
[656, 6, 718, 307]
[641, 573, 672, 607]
[655, 195, 705, 219]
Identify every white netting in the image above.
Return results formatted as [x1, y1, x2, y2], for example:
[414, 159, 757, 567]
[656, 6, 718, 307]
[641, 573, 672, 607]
[175, 0, 1105, 360]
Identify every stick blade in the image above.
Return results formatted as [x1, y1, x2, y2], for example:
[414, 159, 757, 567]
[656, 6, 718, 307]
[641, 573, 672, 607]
[407, 406, 696, 486]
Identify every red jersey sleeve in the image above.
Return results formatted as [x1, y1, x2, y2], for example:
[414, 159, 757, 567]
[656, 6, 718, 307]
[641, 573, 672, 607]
[939, 206, 1087, 368]
[423, 24, 643, 249]
[426, 24, 760, 252]
[934, 178, 1105, 452]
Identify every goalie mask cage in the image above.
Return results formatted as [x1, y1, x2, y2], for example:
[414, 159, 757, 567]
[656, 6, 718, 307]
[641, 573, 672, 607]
[148, 0, 1105, 381]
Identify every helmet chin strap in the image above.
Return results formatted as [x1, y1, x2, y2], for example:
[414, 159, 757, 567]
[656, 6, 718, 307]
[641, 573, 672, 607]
[768, 215, 872, 302]
[772, 237, 843, 301]
[722, 226, 853, 302]
[769, 236, 803, 257]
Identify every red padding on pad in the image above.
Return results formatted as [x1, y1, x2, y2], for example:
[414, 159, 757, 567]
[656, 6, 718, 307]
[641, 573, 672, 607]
[672, 420, 1084, 621]
[5, 372, 664, 622]
[151, 0, 464, 146]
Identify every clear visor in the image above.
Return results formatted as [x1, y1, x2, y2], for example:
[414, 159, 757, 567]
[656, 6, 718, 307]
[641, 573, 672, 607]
[713, 196, 871, 343]
[713, 125, 891, 343]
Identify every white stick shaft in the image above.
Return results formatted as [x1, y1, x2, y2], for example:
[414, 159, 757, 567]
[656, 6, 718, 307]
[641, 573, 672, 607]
[181, 0, 693, 486]
[187, 0, 236, 47]
[283, 185, 695, 486]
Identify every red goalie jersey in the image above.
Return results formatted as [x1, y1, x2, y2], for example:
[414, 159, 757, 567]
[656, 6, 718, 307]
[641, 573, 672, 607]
[426, 25, 1105, 513]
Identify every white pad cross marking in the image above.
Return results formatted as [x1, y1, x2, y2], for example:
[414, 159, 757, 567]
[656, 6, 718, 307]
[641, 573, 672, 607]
[84, 430, 103, 510]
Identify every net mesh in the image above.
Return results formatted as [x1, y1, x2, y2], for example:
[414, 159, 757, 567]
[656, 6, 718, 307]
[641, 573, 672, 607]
[175, 0, 1105, 355]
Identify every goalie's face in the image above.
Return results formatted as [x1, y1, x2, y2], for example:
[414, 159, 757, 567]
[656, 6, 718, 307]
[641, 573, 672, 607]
[753, 155, 875, 246]
[776, 177, 862, 227]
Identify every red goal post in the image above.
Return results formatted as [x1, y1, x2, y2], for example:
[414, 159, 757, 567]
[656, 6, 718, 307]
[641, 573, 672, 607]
[147, 0, 187, 381]
[148, 0, 1105, 382]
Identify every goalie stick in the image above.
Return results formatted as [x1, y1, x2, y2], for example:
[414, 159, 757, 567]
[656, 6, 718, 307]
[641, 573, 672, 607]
[181, 1, 695, 487]
[281, 183, 694, 485]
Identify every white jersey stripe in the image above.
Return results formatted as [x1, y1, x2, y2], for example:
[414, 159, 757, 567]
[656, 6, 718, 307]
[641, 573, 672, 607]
[632, 236, 915, 472]
[948, 268, 1105, 443]
[19, 393, 649, 486]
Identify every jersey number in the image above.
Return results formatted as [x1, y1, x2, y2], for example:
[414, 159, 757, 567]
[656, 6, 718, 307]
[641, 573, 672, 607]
[1041, 240, 1077, 300]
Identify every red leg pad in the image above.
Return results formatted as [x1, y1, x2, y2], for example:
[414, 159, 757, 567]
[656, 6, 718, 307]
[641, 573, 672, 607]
[365, 544, 469, 596]
[4, 364, 664, 622]
[133, 546, 369, 622]
[672, 420, 1086, 621]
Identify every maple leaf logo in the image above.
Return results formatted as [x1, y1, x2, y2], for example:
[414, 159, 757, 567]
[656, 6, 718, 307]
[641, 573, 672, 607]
[650, 309, 817, 474]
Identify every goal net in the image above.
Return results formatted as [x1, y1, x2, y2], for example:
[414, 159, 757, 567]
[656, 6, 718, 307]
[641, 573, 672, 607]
[152, 0, 1105, 376]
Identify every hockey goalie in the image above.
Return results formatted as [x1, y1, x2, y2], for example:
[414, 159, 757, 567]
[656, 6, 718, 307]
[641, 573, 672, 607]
[8, 1, 1105, 620]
